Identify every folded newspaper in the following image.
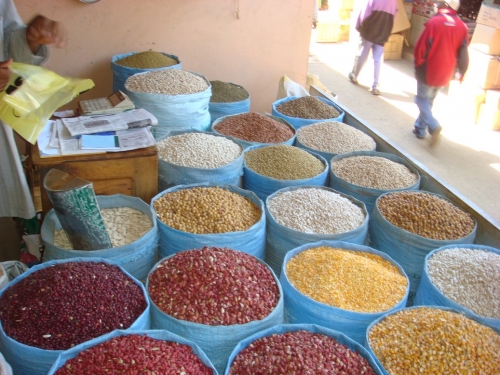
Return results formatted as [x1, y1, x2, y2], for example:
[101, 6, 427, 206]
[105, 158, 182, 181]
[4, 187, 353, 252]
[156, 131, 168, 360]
[61, 108, 158, 137]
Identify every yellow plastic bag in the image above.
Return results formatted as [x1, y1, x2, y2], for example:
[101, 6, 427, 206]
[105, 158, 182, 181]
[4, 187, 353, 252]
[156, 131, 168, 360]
[0, 62, 94, 144]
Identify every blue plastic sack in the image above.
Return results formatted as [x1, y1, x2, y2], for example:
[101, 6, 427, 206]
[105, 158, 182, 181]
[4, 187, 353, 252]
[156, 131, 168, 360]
[243, 144, 329, 202]
[41, 195, 159, 281]
[369, 191, 477, 305]
[125, 70, 212, 140]
[157, 131, 244, 192]
[211, 113, 296, 150]
[271, 96, 345, 130]
[151, 183, 266, 260]
[365, 305, 497, 375]
[111, 52, 181, 93]
[330, 151, 421, 214]
[414, 244, 500, 334]
[48, 329, 217, 375]
[147, 255, 284, 374]
[208, 82, 250, 124]
[280, 240, 409, 344]
[0, 257, 150, 375]
[265, 185, 369, 276]
[224, 323, 383, 375]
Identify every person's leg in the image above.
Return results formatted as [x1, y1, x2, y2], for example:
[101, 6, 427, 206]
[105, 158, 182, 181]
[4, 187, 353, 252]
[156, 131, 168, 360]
[371, 43, 384, 92]
[350, 38, 373, 80]
[414, 80, 441, 137]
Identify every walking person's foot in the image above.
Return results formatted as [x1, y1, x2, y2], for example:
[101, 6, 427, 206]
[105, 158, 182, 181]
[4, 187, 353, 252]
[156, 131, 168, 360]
[371, 88, 380, 96]
[429, 126, 442, 147]
[348, 72, 358, 84]
[412, 128, 425, 139]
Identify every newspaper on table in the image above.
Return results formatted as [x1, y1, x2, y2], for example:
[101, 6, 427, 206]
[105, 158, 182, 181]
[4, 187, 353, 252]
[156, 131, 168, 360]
[61, 108, 158, 137]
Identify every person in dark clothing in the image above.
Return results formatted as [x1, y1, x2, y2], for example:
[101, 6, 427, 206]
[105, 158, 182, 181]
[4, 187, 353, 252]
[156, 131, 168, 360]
[348, 0, 397, 95]
[412, 0, 469, 143]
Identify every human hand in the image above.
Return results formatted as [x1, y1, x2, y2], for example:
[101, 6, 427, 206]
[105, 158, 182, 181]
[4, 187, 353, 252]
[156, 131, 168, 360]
[0, 59, 13, 92]
[26, 15, 67, 53]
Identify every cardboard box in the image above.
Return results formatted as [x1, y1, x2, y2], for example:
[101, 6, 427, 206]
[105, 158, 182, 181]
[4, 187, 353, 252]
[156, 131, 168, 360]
[465, 48, 500, 90]
[384, 34, 405, 60]
[477, 103, 500, 130]
[477, 2, 500, 29]
[447, 80, 485, 124]
[485, 89, 500, 109]
[316, 21, 350, 43]
[393, 0, 411, 33]
[470, 23, 500, 55]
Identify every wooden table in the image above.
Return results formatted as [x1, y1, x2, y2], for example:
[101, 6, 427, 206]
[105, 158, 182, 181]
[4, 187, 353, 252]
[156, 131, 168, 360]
[28, 144, 158, 217]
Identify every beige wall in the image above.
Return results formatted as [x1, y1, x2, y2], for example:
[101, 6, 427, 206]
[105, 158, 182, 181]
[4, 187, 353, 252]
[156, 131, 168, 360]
[15, 0, 314, 113]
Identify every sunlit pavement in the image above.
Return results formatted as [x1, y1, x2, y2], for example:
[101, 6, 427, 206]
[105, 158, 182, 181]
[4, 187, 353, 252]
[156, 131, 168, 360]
[308, 38, 500, 228]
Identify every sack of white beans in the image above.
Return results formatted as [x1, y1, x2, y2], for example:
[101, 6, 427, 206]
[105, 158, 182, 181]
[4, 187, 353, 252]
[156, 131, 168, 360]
[41, 194, 159, 281]
[0, 258, 150, 375]
[157, 131, 244, 192]
[414, 244, 500, 334]
[111, 51, 181, 94]
[225, 323, 383, 374]
[271, 96, 345, 130]
[151, 182, 266, 260]
[48, 329, 217, 374]
[265, 185, 369, 276]
[280, 240, 409, 344]
[147, 247, 284, 374]
[329, 151, 421, 214]
[125, 69, 212, 140]
[370, 191, 477, 305]
[243, 144, 329, 202]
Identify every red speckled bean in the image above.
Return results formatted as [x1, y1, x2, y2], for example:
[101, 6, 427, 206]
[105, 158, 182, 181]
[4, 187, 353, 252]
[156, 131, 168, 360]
[0, 262, 147, 350]
[228, 330, 377, 375]
[54, 334, 212, 374]
[148, 246, 280, 325]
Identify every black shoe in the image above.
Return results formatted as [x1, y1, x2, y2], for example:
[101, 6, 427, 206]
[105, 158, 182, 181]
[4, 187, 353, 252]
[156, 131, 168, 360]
[412, 129, 425, 139]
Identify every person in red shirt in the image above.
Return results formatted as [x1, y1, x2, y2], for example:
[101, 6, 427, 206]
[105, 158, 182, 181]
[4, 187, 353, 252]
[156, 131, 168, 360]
[412, 0, 469, 142]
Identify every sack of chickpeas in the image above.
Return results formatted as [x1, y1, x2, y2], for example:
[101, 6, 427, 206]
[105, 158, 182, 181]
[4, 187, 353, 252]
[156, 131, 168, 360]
[280, 240, 409, 344]
[111, 51, 181, 93]
[0, 258, 150, 375]
[414, 244, 500, 334]
[41, 195, 159, 281]
[265, 186, 369, 276]
[329, 151, 421, 214]
[147, 247, 284, 374]
[225, 323, 383, 374]
[151, 183, 266, 260]
[370, 191, 477, 305]
[48, 329, 217, 374]
[271, 95, 345, 130]
[125, 69, 212, 140]
[156, 130, 244, 192]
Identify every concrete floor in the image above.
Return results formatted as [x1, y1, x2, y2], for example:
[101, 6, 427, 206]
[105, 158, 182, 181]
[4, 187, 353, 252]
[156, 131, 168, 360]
[308, 38, 500, 234]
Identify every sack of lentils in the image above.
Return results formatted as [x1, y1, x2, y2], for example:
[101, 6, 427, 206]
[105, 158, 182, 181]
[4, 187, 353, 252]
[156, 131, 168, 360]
[48, 329, 217, 374]
[211, 112, 296, 149]
[125, 69, 212, 140]
[330, 151, 421, 214]
[295, 121, 376, 165]
[366, 306, 500, 375]
[370, 191, 477, 305]
[414, 244, 500, 334]
[0, 258, 150, 375]
[280, 240, 409, 344]
[147, 246, 284, 374]
[271, 95, 345, 130]
[156, 131, 244, 192]
[265, 186, 369, 276]
[111, 51, 181, 93]
[209, 80, 250, 124]
[243, 144, 329, 202]
[225, 323, 383, 375]
[41, 195, 158, 282]
[151, 183, 265, 260]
